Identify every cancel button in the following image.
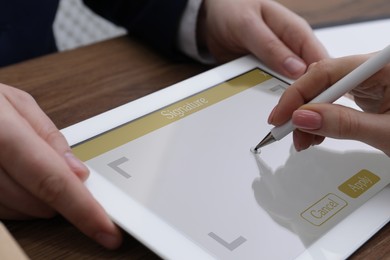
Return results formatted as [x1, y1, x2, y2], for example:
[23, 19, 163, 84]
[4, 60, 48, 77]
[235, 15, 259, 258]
[301, 194, 347, 226]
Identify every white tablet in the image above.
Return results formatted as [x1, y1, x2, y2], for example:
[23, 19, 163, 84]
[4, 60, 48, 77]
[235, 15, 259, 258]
[62, 56, 390, 260]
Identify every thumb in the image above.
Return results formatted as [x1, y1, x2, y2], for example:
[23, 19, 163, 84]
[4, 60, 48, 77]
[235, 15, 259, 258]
[292, 103, 390, 155]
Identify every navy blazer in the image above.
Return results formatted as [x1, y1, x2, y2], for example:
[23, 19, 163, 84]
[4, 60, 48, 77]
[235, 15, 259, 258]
[0, 0, 188, 67]
[83, 0, 189, 58]
[0, 0, 59, 67]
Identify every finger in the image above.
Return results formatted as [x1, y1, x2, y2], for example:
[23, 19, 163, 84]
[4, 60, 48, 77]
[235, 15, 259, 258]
[262, 2, 328, 65]
[270, 56, 368, 126]
[0, 166, 56, 218]
[239, 6, 306, 78]
[291, 120, 325, 152]
[351, 63, 390, 113]
[0, 98, 122, 249]
[0, 84, 89, 181]
[246, 1, 326, 78]
[313, 135, 326, 145]
[293, 104, 390, 155]
[292, 130, 315, 151]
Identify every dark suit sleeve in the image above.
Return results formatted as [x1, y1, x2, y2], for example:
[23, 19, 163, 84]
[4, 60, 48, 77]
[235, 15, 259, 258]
[0, 0, 59, 67]
[83, 0, 189, 57]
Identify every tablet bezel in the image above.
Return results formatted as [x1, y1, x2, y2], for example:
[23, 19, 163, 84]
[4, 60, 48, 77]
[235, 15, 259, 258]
[62, 55, 390, 259]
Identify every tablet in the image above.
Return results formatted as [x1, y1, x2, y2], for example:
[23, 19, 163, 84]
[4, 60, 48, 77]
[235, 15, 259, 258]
[62, 56, 390, 260]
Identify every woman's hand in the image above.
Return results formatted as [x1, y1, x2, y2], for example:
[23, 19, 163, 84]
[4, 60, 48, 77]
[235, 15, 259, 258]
[198, 0, 328, 79]
[268, 54, 390, 156]
[0, 83, 122, 249]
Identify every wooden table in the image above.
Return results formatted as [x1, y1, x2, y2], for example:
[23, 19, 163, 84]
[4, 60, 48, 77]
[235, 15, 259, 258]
[1, 0, 389, 259]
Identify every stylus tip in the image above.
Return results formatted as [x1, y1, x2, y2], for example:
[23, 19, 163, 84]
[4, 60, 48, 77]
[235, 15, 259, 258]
[250, 147, 261, 154]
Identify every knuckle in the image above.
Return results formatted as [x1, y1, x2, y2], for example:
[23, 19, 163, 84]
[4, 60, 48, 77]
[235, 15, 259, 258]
[40, 126, 66, 146]
[283, 17, 310, 41]
[1, 84, 36, 105]
[229, 14, 258, 43]
[307, 59, 330, 73]
[0, 114, 21, 148]
[307, 61, 318, 71]
[263, 38, 281, 53]
[235, 12, 257, 29]
[13, 88, 37, 105]
[337, 109, 359, 138]
[37, 174, 66, 205]
[306, 59, 334, 89]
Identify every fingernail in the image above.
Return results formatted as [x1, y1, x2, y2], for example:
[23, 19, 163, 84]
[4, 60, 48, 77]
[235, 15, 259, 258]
[292, 110, 322, 130]
[267, 106, 277, 124]
[293, 131, 302, 152]
[283, 57, 306, 77]
[96, 232, 121, 249]
[64, 152, 89, 180]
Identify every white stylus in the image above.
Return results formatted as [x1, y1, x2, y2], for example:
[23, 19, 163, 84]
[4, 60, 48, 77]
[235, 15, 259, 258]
[254, 44, 390, 151]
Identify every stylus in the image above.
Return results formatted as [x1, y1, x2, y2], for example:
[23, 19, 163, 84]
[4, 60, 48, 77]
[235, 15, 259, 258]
[254, 44, 390, 151]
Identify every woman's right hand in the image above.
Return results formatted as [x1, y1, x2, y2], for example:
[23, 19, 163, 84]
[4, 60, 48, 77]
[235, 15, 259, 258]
[268, 53, 390, 156]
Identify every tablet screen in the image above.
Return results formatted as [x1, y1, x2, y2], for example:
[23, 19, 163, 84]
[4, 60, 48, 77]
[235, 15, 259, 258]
[72, 68, 389, 259]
